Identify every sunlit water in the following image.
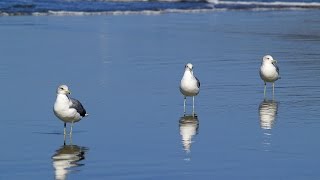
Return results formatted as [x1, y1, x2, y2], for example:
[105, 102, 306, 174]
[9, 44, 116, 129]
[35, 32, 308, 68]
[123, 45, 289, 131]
[0, 10, 320, 179]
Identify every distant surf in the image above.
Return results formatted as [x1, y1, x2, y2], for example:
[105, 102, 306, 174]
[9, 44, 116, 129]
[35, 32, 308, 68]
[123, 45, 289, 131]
[212, 0, 320, 10]
[1, 0, 320, 16]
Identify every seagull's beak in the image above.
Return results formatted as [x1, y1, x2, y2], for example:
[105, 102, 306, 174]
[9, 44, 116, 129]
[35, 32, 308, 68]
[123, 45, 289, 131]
[272, 59, 277, 64]
[66, 90, 71, 94]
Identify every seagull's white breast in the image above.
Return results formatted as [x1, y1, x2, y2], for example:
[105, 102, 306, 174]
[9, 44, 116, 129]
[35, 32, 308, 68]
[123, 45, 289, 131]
[180, 71, 199, 96]
[260, 63, 279, 82]
[54, 94, 81, 123]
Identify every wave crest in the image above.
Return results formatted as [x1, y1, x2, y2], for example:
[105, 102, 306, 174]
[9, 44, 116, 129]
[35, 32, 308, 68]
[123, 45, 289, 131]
[1, 0, 320, 16]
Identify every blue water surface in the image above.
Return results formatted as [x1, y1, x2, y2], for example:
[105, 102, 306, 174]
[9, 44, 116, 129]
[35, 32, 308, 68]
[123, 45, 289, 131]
[0, 8, 320, 180]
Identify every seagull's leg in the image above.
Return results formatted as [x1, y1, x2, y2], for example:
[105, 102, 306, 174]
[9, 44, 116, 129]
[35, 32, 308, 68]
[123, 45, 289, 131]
[69, 135, 73, 145]
[70, 121, 74, 137]
[184, 96, 186, 115]
[64, 123, 66, 136]
[272, 82, 275, 99]
[63, 134, 66, 145]
[264, 82, 267, 98]
[192, 96, 195, 116]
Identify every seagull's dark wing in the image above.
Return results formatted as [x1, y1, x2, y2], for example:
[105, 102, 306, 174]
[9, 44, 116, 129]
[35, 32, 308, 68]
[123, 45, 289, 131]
[272, 62, 280, 75]
[70, 98, 87, 117]
[195, 77, 200, 88]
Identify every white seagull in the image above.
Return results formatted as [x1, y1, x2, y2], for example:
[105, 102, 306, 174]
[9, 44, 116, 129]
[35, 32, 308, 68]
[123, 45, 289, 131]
[259, 55, 280, 97]
[180, 63, 200, 115]
[53, 85, 88, 136]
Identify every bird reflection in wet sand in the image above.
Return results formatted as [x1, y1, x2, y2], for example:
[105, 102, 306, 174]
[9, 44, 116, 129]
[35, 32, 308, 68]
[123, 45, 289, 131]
[259, 99, 278, 151]
[52, 139, 88, 180]
[259, 99, 278, 130]
[179, 114, 199, 155]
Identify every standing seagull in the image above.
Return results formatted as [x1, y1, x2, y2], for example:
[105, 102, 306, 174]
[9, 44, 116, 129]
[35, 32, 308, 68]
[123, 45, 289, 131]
[180, 63, 200, 115]
[259, 55, 280, 97]
[54, 85, 88, 136]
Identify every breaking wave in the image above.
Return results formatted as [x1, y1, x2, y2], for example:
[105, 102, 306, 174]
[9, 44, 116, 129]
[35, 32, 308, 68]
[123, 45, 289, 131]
[0, 0, 320, 16]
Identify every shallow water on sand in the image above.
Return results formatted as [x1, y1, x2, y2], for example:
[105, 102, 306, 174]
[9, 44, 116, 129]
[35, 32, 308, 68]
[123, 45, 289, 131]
[0, 10, 320, 179]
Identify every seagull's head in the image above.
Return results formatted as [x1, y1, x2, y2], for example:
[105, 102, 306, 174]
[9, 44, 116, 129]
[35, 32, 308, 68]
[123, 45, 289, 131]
[185, 63, 193, 72]
[262, 55, 277, 64]
[57, 85, 71, 95]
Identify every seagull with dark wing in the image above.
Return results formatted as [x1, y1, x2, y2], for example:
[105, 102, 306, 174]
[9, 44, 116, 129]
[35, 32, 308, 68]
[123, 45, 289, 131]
[259, 55, 280, 98]
[180, 63, 200, 115]
[54, 85, 88, 136]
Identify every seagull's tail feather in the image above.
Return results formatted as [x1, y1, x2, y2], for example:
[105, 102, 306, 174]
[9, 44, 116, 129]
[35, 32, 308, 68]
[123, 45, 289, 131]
[85, 113, 89, 117]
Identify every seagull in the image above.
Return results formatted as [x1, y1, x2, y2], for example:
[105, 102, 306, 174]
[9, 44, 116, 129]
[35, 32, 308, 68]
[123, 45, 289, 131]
[180, 63, 200, 115]
[259, 55, 280, 97]
[53, 85, 88, 136]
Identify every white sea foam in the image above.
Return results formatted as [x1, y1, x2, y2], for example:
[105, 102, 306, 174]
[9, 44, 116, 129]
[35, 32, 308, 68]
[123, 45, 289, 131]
[3, 0, 320, 16]
[31, 8, 221, 16]
[208, 0, 320, 8]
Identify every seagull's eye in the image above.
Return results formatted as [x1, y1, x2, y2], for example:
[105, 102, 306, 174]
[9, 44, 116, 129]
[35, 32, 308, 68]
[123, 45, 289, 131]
[60, 87, 64, 90]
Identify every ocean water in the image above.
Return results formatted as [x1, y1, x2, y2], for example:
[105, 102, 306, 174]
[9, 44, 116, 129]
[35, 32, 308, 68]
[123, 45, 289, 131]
[0, 2, 320, 180]
[1, 0, 320, 15]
